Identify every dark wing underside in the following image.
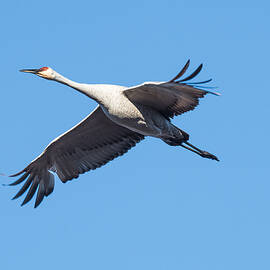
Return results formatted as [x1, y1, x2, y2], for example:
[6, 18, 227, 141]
[9, 106, 144, 207]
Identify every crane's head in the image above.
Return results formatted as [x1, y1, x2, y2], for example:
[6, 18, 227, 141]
[20, 67, 56, 80]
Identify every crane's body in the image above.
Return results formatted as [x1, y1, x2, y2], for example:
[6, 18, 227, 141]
[101, 94, 174, 137]
[9, 61, 220, 208]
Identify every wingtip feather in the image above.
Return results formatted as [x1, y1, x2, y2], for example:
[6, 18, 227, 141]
[179, 63, 203, 83]
[168, 60, 191, 83]
[20, 179, 39, 206]
[211, 91, 221, 96]
[9, 169, 26, 177]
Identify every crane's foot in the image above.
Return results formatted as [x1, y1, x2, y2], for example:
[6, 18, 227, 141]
[199, 151, 219, 161]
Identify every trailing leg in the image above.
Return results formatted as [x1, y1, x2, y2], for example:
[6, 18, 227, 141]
[160, 124, 219, 161]
[181, 141, 219, 161]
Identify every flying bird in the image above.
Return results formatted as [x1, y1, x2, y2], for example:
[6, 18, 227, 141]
[9, 60, 220, 208]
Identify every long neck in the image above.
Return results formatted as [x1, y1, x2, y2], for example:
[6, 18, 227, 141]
[54, 72, 102, 103]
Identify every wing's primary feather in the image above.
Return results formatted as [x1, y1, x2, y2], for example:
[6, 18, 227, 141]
[177, 63, 203, 82]
[10, 106, 144, 207]
[168, 59, 190, 82]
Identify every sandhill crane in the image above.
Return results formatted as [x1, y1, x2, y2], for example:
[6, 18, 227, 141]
[9, 60, 220, 208]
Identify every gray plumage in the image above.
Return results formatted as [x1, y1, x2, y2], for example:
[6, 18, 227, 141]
[10, 60, 220, 207]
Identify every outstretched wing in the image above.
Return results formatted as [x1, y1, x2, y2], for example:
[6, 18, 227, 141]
[10, 106, 144, 207]
[124, 60, 220, 119]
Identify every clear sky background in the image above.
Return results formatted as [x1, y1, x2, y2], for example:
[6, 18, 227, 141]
[0, 1, 269, 269]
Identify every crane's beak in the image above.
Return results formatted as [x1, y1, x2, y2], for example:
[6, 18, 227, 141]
[19, 69, 39, 74]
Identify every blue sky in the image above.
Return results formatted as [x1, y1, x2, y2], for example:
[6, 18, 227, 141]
[1, 1, 269, 269]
